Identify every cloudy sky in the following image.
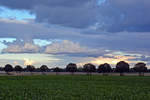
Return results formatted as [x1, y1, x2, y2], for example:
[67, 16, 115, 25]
[0, 0, 150, 68]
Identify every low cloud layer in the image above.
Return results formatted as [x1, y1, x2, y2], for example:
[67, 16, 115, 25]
[2, 40, 102, 56]
[2, 40, 40, 53]
[1, 18, 150, 53]
[45, 40, 99, 54]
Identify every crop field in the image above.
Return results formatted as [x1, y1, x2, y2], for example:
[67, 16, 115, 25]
[0, 75, 150, 100]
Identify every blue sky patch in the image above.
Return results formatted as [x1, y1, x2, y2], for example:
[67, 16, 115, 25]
[0, 6, 35, 20]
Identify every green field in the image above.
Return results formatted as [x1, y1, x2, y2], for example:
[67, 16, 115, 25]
[0, 75, 150, 100]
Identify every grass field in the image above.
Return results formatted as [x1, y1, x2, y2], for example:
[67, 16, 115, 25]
[0, 75, 150, 100]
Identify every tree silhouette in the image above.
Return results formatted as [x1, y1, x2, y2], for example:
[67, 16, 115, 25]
[98, 63, 112, 76]
[0, 67, 4, 71]
[53, 67, 61, 75]
[4, 64, 13, 75]
[40, 65, 48, 75]
[14, 65, 23, 74]
[77, 67, 83, 72]
[83, 63, 96, 75]
[116, 61, 129, 76]
[66, 63, 77, 75]
[133, 62, 147, 76]
[26, 65, 35, 75]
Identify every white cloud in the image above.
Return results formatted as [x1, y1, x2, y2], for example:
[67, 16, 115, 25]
[1, 39, 104, 56]
[2, 42, 40, 53]
[45, 40, 99, 54]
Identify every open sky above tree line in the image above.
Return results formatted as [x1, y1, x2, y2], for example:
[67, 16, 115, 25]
[0, 0, 150, 68]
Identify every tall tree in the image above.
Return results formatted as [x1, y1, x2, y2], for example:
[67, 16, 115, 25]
[116, 61, 129, 76]
[4, 64, 13, 75]
[40, 65, 48, 75]
[133, 62, 147, 76]
[66, 63, 77, 75]
[83, 63, 96, 75]
[98, 63, 112, 76]
[77, 67, 83, 72]
[14, 65, 23, 74]
[26, 65, 35, 75]
[53, 67, 61, 75]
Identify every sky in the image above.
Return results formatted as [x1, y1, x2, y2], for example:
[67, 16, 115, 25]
[0, 0, 150, 68]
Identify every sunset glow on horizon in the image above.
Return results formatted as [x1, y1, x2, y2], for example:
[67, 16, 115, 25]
[91, 56, 137, 65]
[23, 58, 35, 66]
[77, 55, 145, 68]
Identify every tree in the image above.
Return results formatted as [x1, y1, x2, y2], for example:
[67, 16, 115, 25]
[83, 63, 96, 75]
[4, 64, 13, 75]
[116, 61, 129, 76]
[66, 63, 77, 75]
[26, 65, 35, 75]
[53, 67, 61, 75]
[0, 67, 4, 71]
[14, 65, 23, 74]
[40, 65, 48, 75]
[133, 62, 147, 76]
[98, 63, 112, 76]
[77, 67, 83, 72]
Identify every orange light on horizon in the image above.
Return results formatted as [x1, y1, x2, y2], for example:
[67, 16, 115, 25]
[77, 56, 137, 67]
[91, 56, 136, 65]
[23, 58, 34, 65]
[13, 61, 18, 65]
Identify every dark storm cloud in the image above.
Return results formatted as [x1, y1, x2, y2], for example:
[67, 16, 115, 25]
[0, 18, 84, 40]
[1, 0, 150, 31]
[98, 0, 150, 32]
[34, 5, 97, 28]
[0, 0, 98, 28]
[0, 0, 94, 9]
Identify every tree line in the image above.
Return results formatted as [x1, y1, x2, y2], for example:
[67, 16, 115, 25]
[0, 61, 148, 76]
